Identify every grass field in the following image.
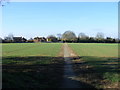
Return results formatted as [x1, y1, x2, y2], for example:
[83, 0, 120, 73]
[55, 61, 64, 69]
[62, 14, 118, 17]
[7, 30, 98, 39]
[2, 43, 62, 57]
[2, 43, 120, 88]
[69, 43, 118, 57]
[69, 43, 119, 88]
[2, 43, 64, 88]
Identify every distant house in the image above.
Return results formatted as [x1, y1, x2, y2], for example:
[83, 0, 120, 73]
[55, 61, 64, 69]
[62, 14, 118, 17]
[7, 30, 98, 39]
[47, 36, 58, 42]
[46, 38, 52, 42]
[34, 37, 46, 43]
[13, 37, 27, 43]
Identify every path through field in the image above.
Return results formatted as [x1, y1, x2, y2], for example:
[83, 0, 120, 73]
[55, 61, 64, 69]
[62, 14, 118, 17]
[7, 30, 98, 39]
[60, 43, 83, 88]
[60, 43, 80, 88]
[60, 43, 97, 88]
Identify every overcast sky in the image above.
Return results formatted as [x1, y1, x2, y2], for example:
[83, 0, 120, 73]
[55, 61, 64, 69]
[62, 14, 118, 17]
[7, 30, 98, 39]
[1, 2, 118, 39]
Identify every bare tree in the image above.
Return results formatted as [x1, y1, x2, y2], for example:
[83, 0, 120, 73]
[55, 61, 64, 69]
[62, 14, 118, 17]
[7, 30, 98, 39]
[47, 35, 56, 38]
[8, 33, 14, 40]
[57, 33, 62, 40]
[4, 33, 14, 42]
[96, 32, 104, 39]
[78, 33, 88, 39]
[62, 30, 77, 41]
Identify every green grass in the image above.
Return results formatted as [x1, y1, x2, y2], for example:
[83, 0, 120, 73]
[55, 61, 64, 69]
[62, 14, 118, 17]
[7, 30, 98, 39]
[2, 43, 119, 88]
[2, 43, 62, 64]
[69, 43, 118, 57]
[2, 43, 64, 88]
[69, 43, 119, 88]
[103, 72, 120, 82]
[2, 43, 62, 65]
[2, 43, 62, 57]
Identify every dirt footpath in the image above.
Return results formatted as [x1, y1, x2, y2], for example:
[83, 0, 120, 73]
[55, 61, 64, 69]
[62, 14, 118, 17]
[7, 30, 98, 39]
[60, 43, 95, 88]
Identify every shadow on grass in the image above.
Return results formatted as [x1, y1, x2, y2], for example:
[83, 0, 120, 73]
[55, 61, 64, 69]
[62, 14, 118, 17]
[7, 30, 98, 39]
[72, 56, 120, 89]
[2, 56, 97, 89]
[2, 56, 64, 88]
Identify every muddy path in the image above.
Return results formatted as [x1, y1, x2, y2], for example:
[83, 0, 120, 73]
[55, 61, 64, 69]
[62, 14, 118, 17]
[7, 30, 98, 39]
[60, 43, 80, 88]
[60, 43, 95, 88]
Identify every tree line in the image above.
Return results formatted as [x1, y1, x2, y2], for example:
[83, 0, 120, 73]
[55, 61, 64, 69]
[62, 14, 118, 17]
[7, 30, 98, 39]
[1, 30, 119, 43]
